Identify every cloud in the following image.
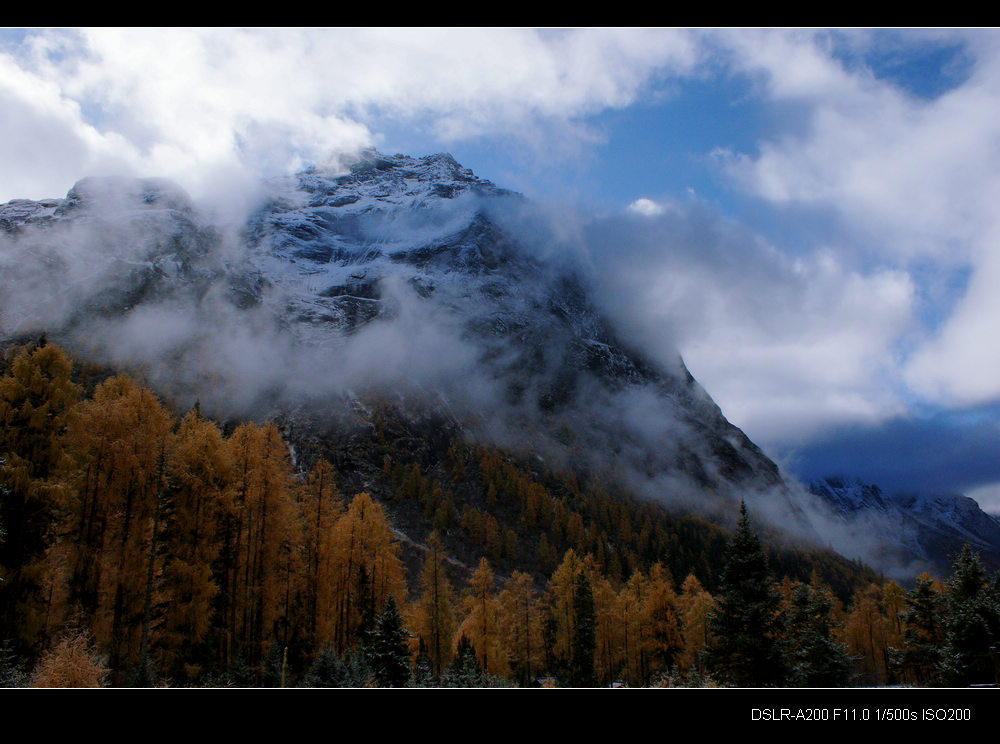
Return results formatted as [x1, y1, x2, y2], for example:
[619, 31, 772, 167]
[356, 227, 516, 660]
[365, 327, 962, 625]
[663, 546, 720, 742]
[0, 28, 702, 204]
[903, 245, 1000, 407]
[782, 406, 1000, 503]
[6, 26, 1000, 512]
[582, 198, 915, 444]
[707, 29, 1000, 411]
[627, 197, 665, 216]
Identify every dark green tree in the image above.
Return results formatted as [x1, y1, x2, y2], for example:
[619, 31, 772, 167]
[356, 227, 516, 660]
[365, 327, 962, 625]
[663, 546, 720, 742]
[445, 634, 482, 687]
[703, 501, 787, 686]
[894, 575, 946, 686]
[569, 570, 597, 687]
[940, 544, 1000, 686]
[301, 645, 343, 688]
[0, 639, 27, 687]
[300, 645, 374, 688]
[784, 582, 852, 687]
[411, 637, 434, 688]
[368, 595, 411, 688]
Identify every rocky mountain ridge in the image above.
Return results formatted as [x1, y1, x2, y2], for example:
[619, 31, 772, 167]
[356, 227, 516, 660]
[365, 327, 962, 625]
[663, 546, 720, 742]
[810, 476, 1000, 577]
[3, 149, 996, 580]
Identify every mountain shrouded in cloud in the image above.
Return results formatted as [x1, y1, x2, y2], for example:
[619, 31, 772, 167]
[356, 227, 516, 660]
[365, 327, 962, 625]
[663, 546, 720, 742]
[6, 148, 996, 581]
[4, 27, 1000, 555]
[0, 152, 816, 532]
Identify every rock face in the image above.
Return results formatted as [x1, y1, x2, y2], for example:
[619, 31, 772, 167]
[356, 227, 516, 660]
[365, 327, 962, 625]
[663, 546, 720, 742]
[0, 175, 221, 338]
[0, 151, 869, 553]
[810, 477, 1000, 577]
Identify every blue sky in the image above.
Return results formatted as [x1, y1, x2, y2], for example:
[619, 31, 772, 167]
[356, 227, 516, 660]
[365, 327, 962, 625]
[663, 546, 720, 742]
[3, 28, 1000, 511]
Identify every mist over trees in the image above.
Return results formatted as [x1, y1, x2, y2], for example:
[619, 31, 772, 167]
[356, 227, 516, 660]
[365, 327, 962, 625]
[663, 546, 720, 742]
[1, 340, 998, 688]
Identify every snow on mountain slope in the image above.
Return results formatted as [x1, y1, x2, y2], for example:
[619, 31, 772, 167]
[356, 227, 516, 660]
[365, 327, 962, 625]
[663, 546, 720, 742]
[810, 477, 1000, 578]
[0, 150, 934, 567]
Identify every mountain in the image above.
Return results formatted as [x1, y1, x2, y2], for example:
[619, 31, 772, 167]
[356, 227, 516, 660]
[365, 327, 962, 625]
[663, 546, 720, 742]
[810, 476, 1000, 578]
[0, 150, 948, 575]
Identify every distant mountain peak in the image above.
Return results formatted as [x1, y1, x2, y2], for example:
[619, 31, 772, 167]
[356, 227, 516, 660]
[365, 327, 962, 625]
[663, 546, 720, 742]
[810, 476, 1000, 578]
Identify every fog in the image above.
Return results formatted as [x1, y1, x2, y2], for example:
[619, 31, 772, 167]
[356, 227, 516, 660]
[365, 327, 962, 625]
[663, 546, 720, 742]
[0, 171, 928, 579]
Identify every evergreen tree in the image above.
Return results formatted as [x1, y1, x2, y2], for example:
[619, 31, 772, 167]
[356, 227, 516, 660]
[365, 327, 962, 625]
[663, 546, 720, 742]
[445, 634, 482, 687]
[339, 648, 375, 688]
[569, 570, 597, 687]
[300, 646, 373, 688]
[301, 644, 343, 688]
[895, 574, 946, 686]
[940, 544, 1000, 686]
[411, 637, 435, 687]
[368, 595, 411, 687]
[703, 501, 787, 686]
[784, 581, 852, 687]
[0, 639, 27, 687]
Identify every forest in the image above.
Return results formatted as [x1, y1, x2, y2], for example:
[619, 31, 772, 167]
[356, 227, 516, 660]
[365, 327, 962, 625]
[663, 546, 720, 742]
[1, 339, 998, 688]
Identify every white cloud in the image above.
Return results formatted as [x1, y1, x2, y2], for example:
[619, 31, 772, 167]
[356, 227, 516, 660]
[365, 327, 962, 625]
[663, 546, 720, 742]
[5, 26, 1000, 452]
[904, 242, 1000, 405]
[707, 29, 1000, 411]
[967, 482, 1000, 515]
[0, 51, 139, 200]
[627, 197, 666, 216]
[0, 28, 702, 203]
[587, 205, 916, 444]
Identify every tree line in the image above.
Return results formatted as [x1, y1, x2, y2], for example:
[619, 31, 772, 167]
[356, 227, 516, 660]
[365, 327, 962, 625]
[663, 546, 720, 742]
[1, 340, 998, 687]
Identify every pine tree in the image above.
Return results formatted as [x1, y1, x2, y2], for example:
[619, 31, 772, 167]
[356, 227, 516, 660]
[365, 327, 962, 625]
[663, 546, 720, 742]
[445, 634, 482, 687]
[411, 637, 435, 687]
[569, 570, 597, 687]
[301, 644, 343, 688]
[368, 595, 411, 687]
[703, 501, 787, 687]
[895, 573, 946, 686]
[940, 543, 1000, 686]
[784, 581, 852, 687]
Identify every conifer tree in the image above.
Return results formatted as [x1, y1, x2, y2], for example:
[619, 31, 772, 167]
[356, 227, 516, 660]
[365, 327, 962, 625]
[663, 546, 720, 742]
[644, 563, 683, 681]
[158, 410, 232, 678]
[895, 573, 946, 686]
[784, 581, 852, 687]
[498, 570, 542, 686]
[411, 637, 434, 687]
[940, 543, 1000, 686]
[0, 639, 27, 687]
[0, 342, 78, 651]
[445, 634, 482, 687]
[677, 573, 714, 675]
[416, 531, 455, 679]
[299, 458, 341, 654]
[843, 582, 893, 685]
[457, 557, 504, 676]
[703, 501, 787, 687]
[324, 493, 406, 654]
[301, 644, 343, 688]
[569, 570, 597, 687]
[59, 374, 172, 679]
[368, 594, 411, 687]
